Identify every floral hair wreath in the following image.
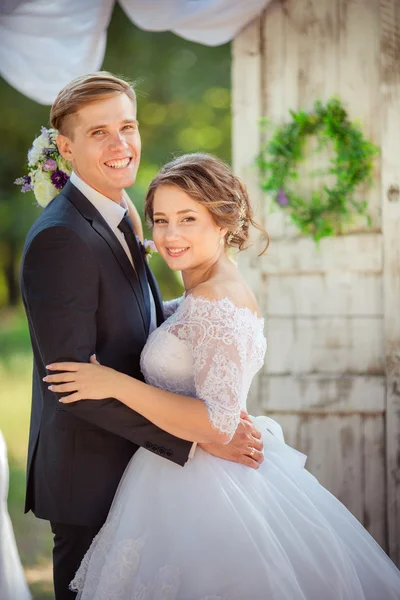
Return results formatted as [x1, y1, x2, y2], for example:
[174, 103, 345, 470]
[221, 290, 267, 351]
[15, 127, 72, 207]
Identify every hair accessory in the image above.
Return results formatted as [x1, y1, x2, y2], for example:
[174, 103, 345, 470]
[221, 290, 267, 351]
[236, 190, 247, 228]
[226, 189, 247, 244]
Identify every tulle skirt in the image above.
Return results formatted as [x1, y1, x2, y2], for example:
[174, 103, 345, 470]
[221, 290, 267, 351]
[71, 417, 400, 600]
[0, 431, 32, 600]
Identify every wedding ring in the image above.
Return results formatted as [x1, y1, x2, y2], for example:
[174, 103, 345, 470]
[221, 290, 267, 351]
[249, 448, 255, 458]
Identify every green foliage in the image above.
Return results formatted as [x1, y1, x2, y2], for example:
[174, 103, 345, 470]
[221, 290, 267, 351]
[0, 3, 231, 305]
[0, 309, 32, 363]
[257, 98, 379, 242]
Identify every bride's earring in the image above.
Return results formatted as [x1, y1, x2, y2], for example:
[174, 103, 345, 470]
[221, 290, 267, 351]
[220, 237, 224, 246]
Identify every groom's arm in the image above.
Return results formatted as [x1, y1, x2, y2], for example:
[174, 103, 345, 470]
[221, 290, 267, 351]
[22, 225, 192, 466]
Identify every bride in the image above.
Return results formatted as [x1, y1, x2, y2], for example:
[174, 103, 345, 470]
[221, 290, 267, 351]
[45, 153, 400, 599]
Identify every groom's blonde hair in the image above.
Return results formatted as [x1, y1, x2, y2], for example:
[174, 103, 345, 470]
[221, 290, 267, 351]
[50, 71, 136, 138]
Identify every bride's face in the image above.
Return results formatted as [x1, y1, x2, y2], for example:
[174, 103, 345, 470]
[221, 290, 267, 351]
[152, 184, 227, 271]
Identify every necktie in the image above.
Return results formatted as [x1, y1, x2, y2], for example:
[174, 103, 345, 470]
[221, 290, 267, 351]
[118, 214, 151, 328]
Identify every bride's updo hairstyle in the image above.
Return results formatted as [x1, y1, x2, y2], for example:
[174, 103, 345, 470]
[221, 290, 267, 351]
[145, 153, 269, 255]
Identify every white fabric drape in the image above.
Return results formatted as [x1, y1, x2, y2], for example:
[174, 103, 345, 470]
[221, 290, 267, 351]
[0, 0, 115, 104]
[119, 0, 269, 45]
[0, 0, 271, 104]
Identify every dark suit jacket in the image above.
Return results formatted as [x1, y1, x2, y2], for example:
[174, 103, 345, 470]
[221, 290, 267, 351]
[20, 180, 191, 527]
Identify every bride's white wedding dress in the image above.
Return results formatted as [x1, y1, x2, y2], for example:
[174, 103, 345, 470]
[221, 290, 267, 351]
[0, 430, 32, 600]
[71, 295, 400, 600]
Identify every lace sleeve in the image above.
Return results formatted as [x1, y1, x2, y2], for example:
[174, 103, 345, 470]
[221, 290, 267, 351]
[163, 296, 184, 319]
[186, 299, 247, 441]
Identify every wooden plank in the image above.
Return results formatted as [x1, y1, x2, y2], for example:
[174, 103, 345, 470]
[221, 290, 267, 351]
[288, 0, 339, 104]
[232, 16, 264, 409]
[381, 0, 400, 565]
[266, 316, 384, 374]
[257, 233, 383, 273]
[333, 415, 364, 521]
[363, 415, 386, 549]
[287, 0, 340, 217]
[264, 272, 382, 317]
[261, 0, 297, 238]
[338, 0, 381, 229]
[232, 17, 262, 191]
[232, 15, 264, 256]
[259, 374, 385, 413]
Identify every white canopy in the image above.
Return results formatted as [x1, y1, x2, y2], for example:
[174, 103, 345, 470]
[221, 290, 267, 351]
[0, 0, 270, 104]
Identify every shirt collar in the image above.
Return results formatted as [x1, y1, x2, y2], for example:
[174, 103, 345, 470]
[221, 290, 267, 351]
[70, 171, 126, 230]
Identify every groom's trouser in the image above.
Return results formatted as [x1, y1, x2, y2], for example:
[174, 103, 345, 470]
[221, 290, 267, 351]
[51, 521, 102, 600]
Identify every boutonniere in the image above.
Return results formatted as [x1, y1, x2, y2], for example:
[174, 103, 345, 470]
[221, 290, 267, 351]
[137, 237, 158, 259]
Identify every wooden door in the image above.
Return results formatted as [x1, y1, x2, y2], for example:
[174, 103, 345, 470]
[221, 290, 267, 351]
[232, 0, 400, 564]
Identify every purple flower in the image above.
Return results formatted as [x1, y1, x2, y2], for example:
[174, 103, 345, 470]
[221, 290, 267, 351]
[51, 170, 69, 190]
[143, 239, 157, 254]
[14, 175, 33, 192]
[42, 158, 57, 172]
[276, 188, 289, 207]
[41, 126, 52, 141]
[137, 238, 157, 259]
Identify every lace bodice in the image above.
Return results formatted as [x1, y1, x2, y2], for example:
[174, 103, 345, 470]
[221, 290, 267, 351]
[140, 295, 266, 439]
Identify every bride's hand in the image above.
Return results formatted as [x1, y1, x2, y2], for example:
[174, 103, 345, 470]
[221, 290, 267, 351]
[43, 355, 121, 403]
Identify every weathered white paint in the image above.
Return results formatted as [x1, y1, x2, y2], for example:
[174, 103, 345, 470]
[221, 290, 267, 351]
[381, 0, 400, 565]
[259, 234, 383, 273]
[266, 316, 384, 374]
[259, 374, 385, 413]
[233, 0, 399, 563]
[264, 273, 383, 316]
[232, 16, 264, 410]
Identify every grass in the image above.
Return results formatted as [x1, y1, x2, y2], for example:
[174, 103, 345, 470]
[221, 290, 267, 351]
[0, 308, 54, 599]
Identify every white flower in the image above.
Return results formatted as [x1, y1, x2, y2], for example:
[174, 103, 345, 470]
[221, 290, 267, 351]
[32, 170, 58, 207]
[48, 128, 58, 145]
[57, 156, 72, 176]
[27, 131, 49, 167]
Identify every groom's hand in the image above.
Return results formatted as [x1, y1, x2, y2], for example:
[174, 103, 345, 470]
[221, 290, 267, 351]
[198, 410, 264, 469]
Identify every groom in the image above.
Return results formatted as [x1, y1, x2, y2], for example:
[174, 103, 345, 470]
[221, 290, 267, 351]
[20, 72, 264, 599]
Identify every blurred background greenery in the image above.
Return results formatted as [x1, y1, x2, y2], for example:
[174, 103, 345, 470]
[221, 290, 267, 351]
[0, 5, 231, 598]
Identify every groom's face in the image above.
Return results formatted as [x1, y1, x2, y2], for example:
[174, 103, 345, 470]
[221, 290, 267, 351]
[57, 93, 141, 203]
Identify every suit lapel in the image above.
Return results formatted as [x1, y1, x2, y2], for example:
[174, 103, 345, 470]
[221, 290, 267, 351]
[62, 181, 149, 332]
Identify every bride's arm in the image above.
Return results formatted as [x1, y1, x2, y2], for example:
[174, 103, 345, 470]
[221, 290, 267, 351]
[45, 300, 249, 448]
[45, 358, 231, 445]
[122, 190, 144, 242]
